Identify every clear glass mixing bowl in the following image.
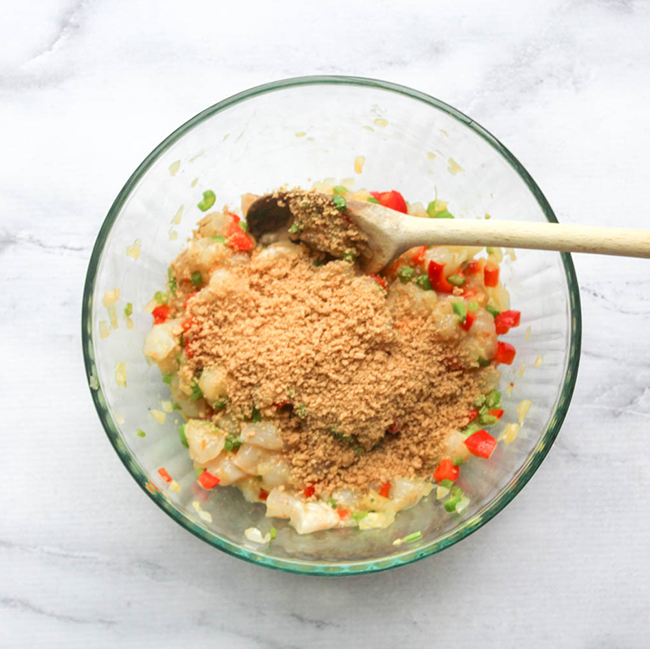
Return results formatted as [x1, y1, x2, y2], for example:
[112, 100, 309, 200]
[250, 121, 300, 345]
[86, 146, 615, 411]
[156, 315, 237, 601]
[82, 76, 581, 575]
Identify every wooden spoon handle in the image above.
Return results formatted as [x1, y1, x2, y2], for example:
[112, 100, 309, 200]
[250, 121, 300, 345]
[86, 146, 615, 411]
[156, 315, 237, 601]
[400, 218, 650, 258]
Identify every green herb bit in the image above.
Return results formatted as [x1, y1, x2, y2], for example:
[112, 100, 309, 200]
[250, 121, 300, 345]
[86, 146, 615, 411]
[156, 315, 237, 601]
[191, 271, 203, 288]
[239, 221, 248, 232]
[452, 456, 465, 466]
[295, 404, 307, 419]
[178, 424, 188, 448]
[251, 407, 262, 423]
[136, 429, 146, 438]
[462, 422, 481, 437]
[451, 486, 463, 498]
[197, 190, 216, 212]
[333, 185, 348, 195]
[477, 356, 491, 368]
[367, 197, 380, 204]
[124, 302, 133, 317]
[352, 511, 369, 522]
[154, 291, 167, 304]
[473, 394, 486, 407]
[485, 389, 502, 409]
[486, 247, 495, 255]
[451, 301, 467, 322]
[168, 267, 177, 296]
[162, 373, 173, 385]
[288, 221, 303, 235]
[444, 495, 462, 512]
[179, 333, 185, 349]
[211, 235, 226, 244]
[485, 304, 500, 319]
[404, 531, 423, 543]
[190, 379, 203, 401]
[448, 274, 466, 287]
[269, 527, 277, 540]
[480, 414, 498, 426]
[433, 210, 455, 219]
[353, 445, 366, 456]
[172, 402, 182, 411]
[224, 433, 242, 452]
[397, 267, 415, 283]
[342, 250, 356, 263]
[427, 201, 455, 218]
[439, 479, 454, 490]
[214, 397, 228, 410]
[467, 301, 479, 314]
[327, 498, 338, 509]
[332, 195, 347, 211]
[415, 274, 433, 290]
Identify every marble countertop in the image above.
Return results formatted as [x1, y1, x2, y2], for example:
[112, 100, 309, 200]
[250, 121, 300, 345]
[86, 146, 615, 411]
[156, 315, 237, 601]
[3, 0, 650, 646]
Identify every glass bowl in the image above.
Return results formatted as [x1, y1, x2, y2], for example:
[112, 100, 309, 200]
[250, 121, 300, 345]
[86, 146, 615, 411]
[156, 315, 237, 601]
[82, 75, 581, 575]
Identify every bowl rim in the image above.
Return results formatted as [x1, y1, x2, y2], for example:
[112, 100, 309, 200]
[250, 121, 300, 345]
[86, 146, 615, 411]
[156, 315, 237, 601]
[82, 74, 581, 576]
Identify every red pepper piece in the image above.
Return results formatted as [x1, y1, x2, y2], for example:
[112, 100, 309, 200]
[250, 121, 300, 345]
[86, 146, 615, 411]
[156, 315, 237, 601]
[152, 305, 171, 324]
[379, 482, 391, 498]
[183, 291, 198, 309]
[197, 470, 220, 490]
[427, 261, 454, 294]
[370, 274, 387, 290]
[490, 408, 504, 420]
[465, 260, 482, 275]
[411, 246, 428, 267]
[258, 489, 269, 501]
[494, 341, 516, 365]
[433, 458, 460, 483]
[494, 310, 521, 335]
[484, 262, 499, 287]
[303, 485, 315, 498]
[158, 467, 172, 483]
[182, 317, 196, 333]
[460, 311, 476, 332]
[467, 408, 479, 422]
[370, 190, 408, 214]
[464, 430, 498, 459]
[337, 508, 350, 520]
[226, 220, 255, 251]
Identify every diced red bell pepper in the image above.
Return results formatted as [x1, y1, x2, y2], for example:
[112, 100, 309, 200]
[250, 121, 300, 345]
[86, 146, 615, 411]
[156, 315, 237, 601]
[484, 262, 499, 287]
[387, 420, 401, 434]
[467, 408, 479, 422]
[464, 430, 498, 459]
[465, 260, 482, 275]
[183, 291, 198, 309]
[258, 489, 269, 501]
[303, 485, 315, 498]
[494, 341, 516, 365]
[379, 482, 391, 498]
[370, 274, 388, 291]
[427, 261, 454, 294]
[490, 409, 504, 420]
[197, 470, 220, 490]
[226, 220, 255, 251]
[370, 190, 408, 214]
[433, 458, 460, 483]
[182, 317, 197, 333]
[274, 400, 289, 409]
[152, 305, 171, 324]
[460, 311, 476, 332]
[158, 467, 172, 483]
[227, 211, 240, 224]
[494, 310, 521, 335]
[411, 246, 428, 267]
[462, 287, 477, 299]
[337, 508, 350, 520]
[185, 341, 194, 359]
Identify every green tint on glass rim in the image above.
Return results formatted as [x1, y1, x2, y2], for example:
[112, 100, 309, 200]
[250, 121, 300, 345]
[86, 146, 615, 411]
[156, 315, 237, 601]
[82, 76, 581, 576]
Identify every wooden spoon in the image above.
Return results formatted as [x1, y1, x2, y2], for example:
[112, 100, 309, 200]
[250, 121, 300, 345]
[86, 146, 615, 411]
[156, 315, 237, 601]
[246, 191, 650, 273]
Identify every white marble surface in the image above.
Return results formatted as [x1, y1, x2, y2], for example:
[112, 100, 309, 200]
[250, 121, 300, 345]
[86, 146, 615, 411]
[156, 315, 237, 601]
[2, 0, 650, 646]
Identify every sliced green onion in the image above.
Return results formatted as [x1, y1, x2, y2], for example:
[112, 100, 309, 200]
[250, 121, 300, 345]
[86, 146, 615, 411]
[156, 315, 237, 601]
[404, 531, 423, 543]
[473, 394, 486, 407]
[462, 422, 481, 437]
[172, 402, 182, 411]
[455, 497, 470, 514]
[154, 291, 166, 304]
[269, 527, 277, 540]
[451, 485, 463, 498]
[467, 301, 479, 314]
[427, 201, 455, 218]
[415, 274, 433, 290]
[332, 195, 347, 211]
[162, 373, 173, 385]
[485, 389, 502, 408]
[452, 456, 465, 466]
[477, 356, 491, 368]
[197, 190, 216, 212]
[190, 379, 203, 401]
[397, 267, 415, 283]
[124, 302, 133, 317]
[211, 235, 226, 244]
[178, 424, 188, 448]
[327, 498, 337, 509]
[351, 511, 368, 521]
[239, 221, 248, 232]
[224, 433, 241, 452]
[444, 495, 462, 512]
[448, 274, 466, 287]
[333, 185, 348, 195]
[367, 197, 380, 204]
[168, 267, 177, 296]
[343, 251, 356, 263]
[295, 404, 307, 419]
[439, 479, 454, 489]
[191, 271, 203, 287]
[288, 221, 303, 235]
[214, 397, 227, 410]
[485, 304, 500, 318]
[251, 407, 262, 423]
[486, 247, 495, 255]
[451, 301, 467, 322]
[136, 429, 146, 438]
[480, 413, 498, 426]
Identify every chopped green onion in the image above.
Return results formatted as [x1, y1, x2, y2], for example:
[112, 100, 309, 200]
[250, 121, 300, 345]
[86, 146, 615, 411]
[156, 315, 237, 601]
[327, 498, 337, 509]
[168, 267, 177, 296]
[415, 274, 433, 290]
[295, 404, 307, 419]
[477, 356, 491, 368]
[451, 301, 467, 322]
[367, 197, 380, 204]
[178, 424, 188, 448]
[191, 271, 203, 287]
[444, 495, 462, 512]
[239, 221, 248, 232]
[154, 291, 166, 304]
[162, 374, 173, 385]
[136, 429, 146, 438]
[269, 527, 277, 540]
[251, 407, 262, 423]
[462, 422, 481, 437]
[485, 389, 502, 409]
[190, 379, 203, 401]
[480, 413, 498, 426]
[214, 397, 227, 410]
[448, 274, 466, 287]
[172, 402, 182, 411]
[473, 394, 486, 407]
[332, 195, 347, 211]
[486, 247, 495, 255]
[397, 267, 415, 283]
[351, 511, 368, 521]
[288, 221, 303, 235]
[197, 190, 216, 212]
[455, 496, 470, 514]
[451, 485, 463, 498]
[404, 531, 423, 543]
[467, 301, 479, 314]
[178, 333, 185, 349]
[435, 210, 455, 219]
[224, 433, 242, 452]
[211, 235, 226, 244]
[333, 185, 348, 195]
[343, 251, 356, 263]
[439, 479, 454, 489]
[124, 302, 133, 317]
[485, 304, 500, 318]
[452, 456, 465, 466]
[427, 201, 455, 218]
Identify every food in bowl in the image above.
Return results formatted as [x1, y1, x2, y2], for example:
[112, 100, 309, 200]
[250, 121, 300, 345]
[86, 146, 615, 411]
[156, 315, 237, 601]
[143, 184, 521, 535]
